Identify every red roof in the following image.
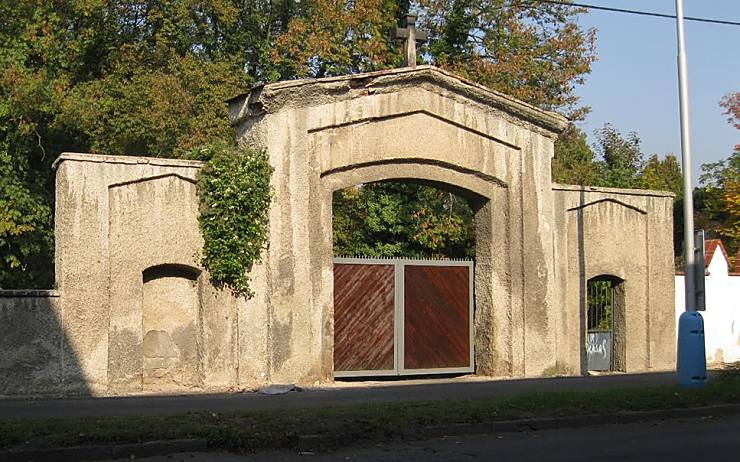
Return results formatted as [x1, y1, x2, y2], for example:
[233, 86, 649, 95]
[704, 239, 730, 270]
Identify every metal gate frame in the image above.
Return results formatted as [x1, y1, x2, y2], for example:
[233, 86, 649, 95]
[586, 277, 615, 372]
[333, 257, 474, 378]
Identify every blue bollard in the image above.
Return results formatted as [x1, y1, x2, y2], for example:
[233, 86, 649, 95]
[677, 311, 707, 388]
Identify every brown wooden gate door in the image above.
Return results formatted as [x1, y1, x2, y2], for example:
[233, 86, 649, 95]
[333, 258, 473, 377]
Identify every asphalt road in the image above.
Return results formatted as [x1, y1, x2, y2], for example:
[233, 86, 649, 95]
[1, 372, 681, 421]
[108, 414, 740, 461]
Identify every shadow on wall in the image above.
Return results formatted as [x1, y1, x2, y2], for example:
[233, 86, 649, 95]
[578, 189, 587, 374]
[0, 291, 91, 397]
[0, 263, 206, 397]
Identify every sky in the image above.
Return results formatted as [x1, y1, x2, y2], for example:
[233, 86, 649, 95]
[571, 0, 740, 185]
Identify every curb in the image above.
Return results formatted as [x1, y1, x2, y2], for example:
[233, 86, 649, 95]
[298, 403, 740, 451]
[0, 438, 207, 462]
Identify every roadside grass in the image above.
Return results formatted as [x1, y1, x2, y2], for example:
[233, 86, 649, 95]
[2, 369, 739, 454]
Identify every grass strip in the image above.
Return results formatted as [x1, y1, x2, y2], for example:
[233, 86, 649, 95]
[2, 370, 739, 454]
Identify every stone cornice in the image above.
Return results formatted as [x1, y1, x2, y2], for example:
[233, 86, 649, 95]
[228, 66, 569, 135]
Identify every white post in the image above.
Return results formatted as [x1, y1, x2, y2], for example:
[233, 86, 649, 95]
[675, 0, 695, 312]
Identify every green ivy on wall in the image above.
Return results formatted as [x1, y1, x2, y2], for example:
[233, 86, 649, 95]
[191, 143, 272, 298]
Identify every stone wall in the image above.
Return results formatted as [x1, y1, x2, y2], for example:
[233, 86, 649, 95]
[552, 184, 676, 374]
[0, 291, 65, 396]
[52, 154, 265, 395]
[229, 66, 569, 380]
[0, 66, 680, 396]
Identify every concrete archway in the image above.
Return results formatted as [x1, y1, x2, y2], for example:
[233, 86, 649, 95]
[319, 162, 509, 377]
[230, 66, 569, 384]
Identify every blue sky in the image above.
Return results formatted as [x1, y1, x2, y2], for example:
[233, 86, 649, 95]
[572, 0, 740, 184]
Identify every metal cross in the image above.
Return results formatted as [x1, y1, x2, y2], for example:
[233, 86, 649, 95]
[391, 14, 428, 68]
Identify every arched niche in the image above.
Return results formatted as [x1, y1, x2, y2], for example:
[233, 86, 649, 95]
[141, 264, 202, 391]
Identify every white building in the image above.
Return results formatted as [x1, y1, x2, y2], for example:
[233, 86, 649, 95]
[676, 239, 740, 365]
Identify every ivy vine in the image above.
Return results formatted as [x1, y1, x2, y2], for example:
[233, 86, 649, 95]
[191, 143, 272, 298]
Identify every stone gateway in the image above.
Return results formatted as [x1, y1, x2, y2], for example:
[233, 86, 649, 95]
[0, 66, 675, 396]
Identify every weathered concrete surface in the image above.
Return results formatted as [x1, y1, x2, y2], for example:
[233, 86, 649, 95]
[0, 66, 678, 396]
[0, 291, 65, 395]
[230, 66, 569, 381]
[552, 184, 676, 374]
[53, 154, 251, 395]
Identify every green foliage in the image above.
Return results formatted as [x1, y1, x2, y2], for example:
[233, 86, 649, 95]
[2, 0, 598, 286]
[693, 93, 740, 263]
[194, 144, 272, 298]
[0, 1, 255, 287]
[273, 0, 400, 78]
[421, 0, 597, 114]
[552, 125, 598, 185]
[275, 0, 596, 114]
[553, 123, 682, 193]
[640, 154, 683, 196]
[696, 149, 740, 261]
[592, 124, 645, 189]
[587, 279, 613, 331]
[0, 148, 54, 289]
[333, 182, 475, 259]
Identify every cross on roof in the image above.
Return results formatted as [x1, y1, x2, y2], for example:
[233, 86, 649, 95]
[391, 14, 428, 68]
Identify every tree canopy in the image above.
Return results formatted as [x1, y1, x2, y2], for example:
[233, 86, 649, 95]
[1, 0, 603, 286]
[333, 183, 476, 259]
[695, 91, 740, 261]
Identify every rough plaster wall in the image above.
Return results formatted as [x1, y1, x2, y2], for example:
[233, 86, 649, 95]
[55, 155, 252, 395]
[107, 174, 204, 392]
[645, 196, 677, 370]
[519, 132, 558, 377]
[46, 67, 570, 393]
[141, 276, 200, 391]
[553, 187, 675, 374]
[258, 110, 325, 385]
[238, 75, 563, 382]
[0, 293, 63, 395]
[55, 157, 200, 393]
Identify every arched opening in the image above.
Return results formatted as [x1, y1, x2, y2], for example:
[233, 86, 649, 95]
[331, 179, 484, 377]
[586, 275, 626, 372]
[141, 264, 202, 391]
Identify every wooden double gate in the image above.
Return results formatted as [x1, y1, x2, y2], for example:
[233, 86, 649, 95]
[333, 258, 474, 377]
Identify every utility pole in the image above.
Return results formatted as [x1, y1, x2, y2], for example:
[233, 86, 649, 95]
[675, 0, 707, 388]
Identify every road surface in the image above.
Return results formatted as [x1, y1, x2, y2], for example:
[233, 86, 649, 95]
[104, 413, 740, 461]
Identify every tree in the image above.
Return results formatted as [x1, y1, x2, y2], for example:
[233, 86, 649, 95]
[552, 125, 598, 185]
[720, 92, 740, 131]
[421, 0, 597, 115]
[694, 92, 740, 262]
[592, 123, 644, 189]
[274, 0, 597, 113]
[696, 149, 740, 260]
[640, 153, 682, 196]
[272, 0, 400, 78]
[2, 0, 600, 286]
[0, 1, 267, 287]
[333, 182, 475, 259]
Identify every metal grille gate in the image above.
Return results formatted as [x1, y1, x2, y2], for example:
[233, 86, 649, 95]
[333, 258, 474, 377]
[586, 278, 614, 371]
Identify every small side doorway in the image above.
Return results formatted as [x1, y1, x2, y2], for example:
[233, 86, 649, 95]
[586, 276, 617, 372]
